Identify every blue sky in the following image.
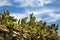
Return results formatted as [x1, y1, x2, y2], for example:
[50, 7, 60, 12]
[0, 0, 60, 35]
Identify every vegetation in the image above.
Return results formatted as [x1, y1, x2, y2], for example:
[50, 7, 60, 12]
[0, 9, 59, 40]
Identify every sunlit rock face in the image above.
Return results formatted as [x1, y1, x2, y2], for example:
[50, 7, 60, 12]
[0, 25, 59, 40]
[0, 25, 9, 40]
[0, 25, 20, 40]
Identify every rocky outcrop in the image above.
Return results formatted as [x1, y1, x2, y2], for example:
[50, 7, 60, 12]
[0, 25, 9, 33]
[0, 25, 20, 40]
[0, 25, 59, 40]
[0, 25, 28, 40]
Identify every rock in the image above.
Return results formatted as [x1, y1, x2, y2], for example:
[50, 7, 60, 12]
[0, 25, 9, 33]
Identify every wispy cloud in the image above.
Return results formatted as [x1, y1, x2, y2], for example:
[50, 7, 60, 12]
[10, 13, 28, 20]
[10, 8, 60, 23]
[0, 0, 12, 6]
[14, 0, 52, 7]
[26, 9, 53, 15]
[44, 13, 60, 23]
[25, 8, 60, 23]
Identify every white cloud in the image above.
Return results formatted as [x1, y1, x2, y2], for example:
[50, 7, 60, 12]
[37, 18, 43, 21]
[10, 13, 30, 23]
[0, 0, 12, 6]
[25, 9, 60, 23]
[26, 9, 53, 15]
[14, 0, 52, 7]
[0, 0, 55, 7]
[10, 13, 28, 20]
[10, 8, 60, 23]
[47, 13, 60, 22]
